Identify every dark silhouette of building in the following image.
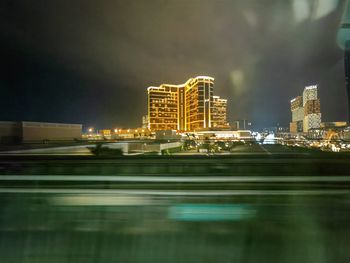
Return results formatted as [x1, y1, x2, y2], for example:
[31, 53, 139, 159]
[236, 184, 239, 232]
[346, 40, 350, 121]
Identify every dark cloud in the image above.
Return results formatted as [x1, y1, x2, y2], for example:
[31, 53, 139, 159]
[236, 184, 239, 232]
[0, 0, 347, 129]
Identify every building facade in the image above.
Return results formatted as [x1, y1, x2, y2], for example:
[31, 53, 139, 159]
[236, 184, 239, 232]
[211, 96, 229, 128]
[290, 85, 322, 133]
[0, 121, 82, 143]
[302, 85, 321, 132]
[142, 115, 149, 129]
[290, 96, 304, 133]
[148, 84, 180, 131]
[147, 76, 228, 132]
[185, 76, 214, 131]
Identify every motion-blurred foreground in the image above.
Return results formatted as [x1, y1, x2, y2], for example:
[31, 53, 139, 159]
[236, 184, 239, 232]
[0, 151, 350, 263]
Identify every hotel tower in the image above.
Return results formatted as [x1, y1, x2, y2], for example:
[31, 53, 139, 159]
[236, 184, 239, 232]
[147, 76, 228, 131]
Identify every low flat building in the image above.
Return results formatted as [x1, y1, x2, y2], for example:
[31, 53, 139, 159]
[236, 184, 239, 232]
[0, 121, 82, 143]
[321, 122, 348, 128]
[0, 122, 22, 144]
[155, 130, 181, 141]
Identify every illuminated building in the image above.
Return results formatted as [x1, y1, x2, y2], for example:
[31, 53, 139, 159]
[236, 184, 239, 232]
[142, 115, 148, 129]
[289, 85, 322, 133]
[184, 76, 214, 131]
[290, 96, 303, 133]
[321, 122, 348, 128]
[113, 127, 151, 139]
[147, 76, 225, 132]
[148, 84, 181, 131]
[232, 119, 252, 130]
[303, 85, 321, 132]
[211, 96, 229, 128]
[100, 129, 111, 138]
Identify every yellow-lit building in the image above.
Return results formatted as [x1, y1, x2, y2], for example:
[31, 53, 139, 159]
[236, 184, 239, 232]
[147, 76, 227, 132]
[211, 96, 229, 128]
[185, 76, 214, 131]
[148, 84, 181, 131]
[113, 128, 151, 139]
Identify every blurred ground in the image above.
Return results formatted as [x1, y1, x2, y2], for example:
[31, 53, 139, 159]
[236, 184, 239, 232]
[0, 145, 349, 263]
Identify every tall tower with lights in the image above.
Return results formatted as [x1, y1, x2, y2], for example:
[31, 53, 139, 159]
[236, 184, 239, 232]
[302, 85, 321, 132]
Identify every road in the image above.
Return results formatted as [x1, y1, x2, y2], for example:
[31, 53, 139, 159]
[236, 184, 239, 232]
[0, 145, 350, 263]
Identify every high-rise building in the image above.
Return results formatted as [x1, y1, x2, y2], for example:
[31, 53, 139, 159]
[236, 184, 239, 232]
[147, 76, 227, 132]
[147, 84, 180, 131]
[184, 76, 214, 131]
[290, 96, 303, 133]
[212, 96, 229, 128]
[290, 85, 322, 133]
[302, 85, 321, 132]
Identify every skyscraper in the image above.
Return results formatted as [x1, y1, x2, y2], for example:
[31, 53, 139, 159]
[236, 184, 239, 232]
[290, 96, 303, 133]
[302, 85, 321, 132]
[147, 84, 181, 131]
[290, 85, 322, 133]
[147, 76, 227, 132]
[212, 96, 229, 128]
[185, 76, 214, 131]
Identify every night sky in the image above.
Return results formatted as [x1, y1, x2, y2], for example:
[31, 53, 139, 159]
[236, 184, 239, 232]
[0, 0, 348, 130]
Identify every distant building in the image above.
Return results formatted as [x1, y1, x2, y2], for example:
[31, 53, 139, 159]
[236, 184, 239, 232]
[290, 96, 303, 133]
[113, 128, 151, 139]
[99, 129, 112, 139]
[289, 85, 321, 133]
[211, 96, 229, 128]
[142, 115, 148, 129]
[232, 119, 252, 130]
[0, 121, 82, 143]
[0, 122, 22, 144]
[147, 76, 228, 132]
[302, 85, 321, 132]
[148, 84, 182, 131]
[321, 122, 348, 128]
[155, 130, 180, 140]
